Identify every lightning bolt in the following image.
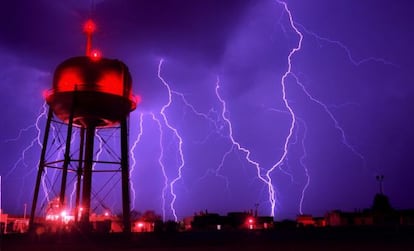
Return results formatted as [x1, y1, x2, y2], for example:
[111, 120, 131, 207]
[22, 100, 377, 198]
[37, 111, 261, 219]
[5, 103, 47, 179]
[126, 1, 390, 220]
[4, 103, 50, 211]
[132, 83, 223, 220]
[130, 113, 145, 210]
[268, 106, 310, 215]
[245, 0, 303, 217]
[291, 73, 366, 166]
[4, 125, 36, 143]
[295, 23, 397, 67]
[196, 143, 231, 194]
[147, 112, 169, 221]
[273, 0, 391, 215]
[173, 84, 232, 195]
[214, 76, 275, 215]
[43, 123, 78, 208]
[131, 110, 182, 221]
[157, 59, 185, 222]
[155, 63, 263, 219]
[172, 90, 220, 131]
[130, 111, 170, 220]
[93, 131, 104, 170]
[69, 176, 78, 209]
[40, 115, 74, 207]
[297, 120, 309, 215]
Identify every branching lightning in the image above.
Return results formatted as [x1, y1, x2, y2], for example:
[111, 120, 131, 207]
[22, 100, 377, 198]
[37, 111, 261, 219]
[148, 112, 169, 221]
[4, 103, 49, 211]
[214, 76, 276, 215]
[2, 102, 82, 213]
[291, 73, 366, 166]
[272, 0, 391, 215]
[127, 1, 394, 220]
[5, 0, 395, 221]
[131, 62, 237, 221]
[295, 23, 397, 67]
[253, 0, 303, 216]
[268, 106, 310, 215]
[157, 59, 185, 222]
[5, 103, 47, 179]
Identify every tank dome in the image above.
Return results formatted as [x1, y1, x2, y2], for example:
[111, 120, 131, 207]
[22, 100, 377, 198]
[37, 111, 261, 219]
[46, 56, 138, 127]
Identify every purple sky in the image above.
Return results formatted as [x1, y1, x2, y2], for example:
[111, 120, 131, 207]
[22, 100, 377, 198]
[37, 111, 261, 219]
[1, 0, 413, 221]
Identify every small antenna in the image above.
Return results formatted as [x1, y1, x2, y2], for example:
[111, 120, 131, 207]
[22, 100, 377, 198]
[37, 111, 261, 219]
[376, 175, 384, 194]
[83, 19, 96, 56]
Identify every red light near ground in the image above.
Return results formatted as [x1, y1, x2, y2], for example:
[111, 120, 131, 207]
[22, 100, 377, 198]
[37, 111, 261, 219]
[246, 217, 255, 230]
[84, 19, 96, 34]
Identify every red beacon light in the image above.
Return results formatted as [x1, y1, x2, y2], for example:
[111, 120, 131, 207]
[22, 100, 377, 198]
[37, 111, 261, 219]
[84, 19, 97, 57]
[89, 49, 102, 61]
[83, 19, 96, 34]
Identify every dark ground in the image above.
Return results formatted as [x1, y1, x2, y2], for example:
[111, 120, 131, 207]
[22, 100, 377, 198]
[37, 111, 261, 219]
[1, 227, 414, 251]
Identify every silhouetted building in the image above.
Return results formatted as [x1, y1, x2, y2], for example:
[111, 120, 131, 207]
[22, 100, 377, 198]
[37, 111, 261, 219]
[296, 214, 315, 227]
[399, 210, 414, 226]
[186, 211, 274, 231]
[325, 193, 400, 227]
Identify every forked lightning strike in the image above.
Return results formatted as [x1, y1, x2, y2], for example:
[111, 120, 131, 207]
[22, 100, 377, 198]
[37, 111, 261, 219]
[157, 59, 185, 221]
[214, 77, 275, 215]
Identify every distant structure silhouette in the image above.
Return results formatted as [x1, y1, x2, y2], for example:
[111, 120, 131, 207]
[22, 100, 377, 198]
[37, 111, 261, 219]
[373, 175, 393, 213]
[372, 193, 393, 212]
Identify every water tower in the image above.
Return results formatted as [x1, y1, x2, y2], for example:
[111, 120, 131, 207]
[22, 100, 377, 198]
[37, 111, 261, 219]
[29, 20, 138, 233]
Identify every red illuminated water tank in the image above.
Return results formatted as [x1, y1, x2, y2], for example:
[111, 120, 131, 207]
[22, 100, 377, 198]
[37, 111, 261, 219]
[46, 56, 138, 127]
